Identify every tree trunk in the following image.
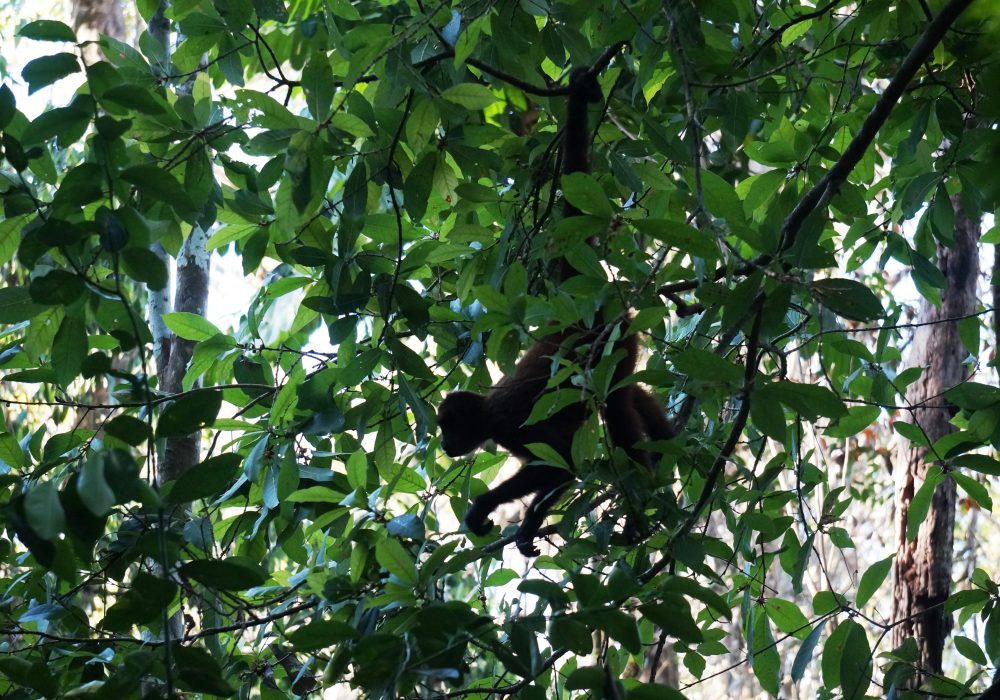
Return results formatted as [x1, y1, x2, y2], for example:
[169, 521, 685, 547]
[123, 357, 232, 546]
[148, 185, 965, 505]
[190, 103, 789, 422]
[891, 197, 980, 677]
[71, 0, 125, 64]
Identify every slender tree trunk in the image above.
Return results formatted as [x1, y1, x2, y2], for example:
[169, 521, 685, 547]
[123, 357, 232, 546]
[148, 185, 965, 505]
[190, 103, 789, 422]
[891, 197, 980, 677]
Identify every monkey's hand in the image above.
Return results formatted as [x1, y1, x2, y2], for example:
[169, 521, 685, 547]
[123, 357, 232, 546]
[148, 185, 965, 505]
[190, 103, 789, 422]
[464, 503, 494, 536]
[515, 536, 541, 557]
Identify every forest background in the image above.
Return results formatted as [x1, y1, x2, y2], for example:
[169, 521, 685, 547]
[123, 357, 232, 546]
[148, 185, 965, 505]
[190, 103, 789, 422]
[1, 0, 999, 698]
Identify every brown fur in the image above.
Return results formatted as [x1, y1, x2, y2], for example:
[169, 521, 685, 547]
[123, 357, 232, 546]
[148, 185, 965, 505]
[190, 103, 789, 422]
[438, 324, 674, 556]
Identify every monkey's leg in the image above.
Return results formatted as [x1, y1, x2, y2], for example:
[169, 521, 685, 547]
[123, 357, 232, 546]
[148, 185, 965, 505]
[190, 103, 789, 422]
[514, 467, 574, 557]
[465, 466, 566, 536]
[629, 387, 676, 441]
[604, 386, 654, 468]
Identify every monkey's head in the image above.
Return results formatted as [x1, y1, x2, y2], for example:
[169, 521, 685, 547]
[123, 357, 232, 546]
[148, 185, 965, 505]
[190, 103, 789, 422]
[568, 67, 602, 104]
[437, 391, 489, 456]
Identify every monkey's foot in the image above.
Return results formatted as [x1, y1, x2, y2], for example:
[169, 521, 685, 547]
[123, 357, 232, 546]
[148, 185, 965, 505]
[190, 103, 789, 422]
[464, 505, 494, 536]
[515, 538, 541, 557]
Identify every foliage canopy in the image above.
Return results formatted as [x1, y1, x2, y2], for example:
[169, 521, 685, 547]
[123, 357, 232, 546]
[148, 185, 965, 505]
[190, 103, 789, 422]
[1, 0, 999, 697]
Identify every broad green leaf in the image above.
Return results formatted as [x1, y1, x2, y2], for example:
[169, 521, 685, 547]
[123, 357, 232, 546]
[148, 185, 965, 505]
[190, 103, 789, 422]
[825, 405, 879, 438]
[764, 597, 810, 640]
[0, 84, 13, 130]
[375, 538, 417, 585]
[24, 480, 66, 540]
[791, 620, 826, 682]
[757, 380, 848, 421]
[561, 172, 613, 217]
[156, 388, 223, 438]
[906, 467, 945, 540]
[18, 20, 77, 42]
[811, 278, 883, 321]
[288, 620, 359, 652]
[440, 83, 496, 110]
[954, 635, 988, 665]
[893, 420, 929, 447]
[77, 455, 115, 516]
[179, 557, 267, 590]
[565, 666, 605, 690]
[856, 555, 893, 607]
[121, 248, 169, 289]
[162, 312, 223, 341]
[952, 472, 993, 511]
[21, 53, 80, 93]
[104, 415, 151, 446]
[165, 453, 242, 503]
[52, 315, 87, 387]
[699, 169, 745, 225]
[673, 348, 743, 385]
[748, 611, 780, 696]
[0, 432, 26, 468]
[840, 620, 872, 699]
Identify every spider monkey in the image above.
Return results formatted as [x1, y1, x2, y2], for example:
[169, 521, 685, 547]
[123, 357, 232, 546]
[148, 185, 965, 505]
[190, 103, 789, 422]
[437, 66, 677, 557]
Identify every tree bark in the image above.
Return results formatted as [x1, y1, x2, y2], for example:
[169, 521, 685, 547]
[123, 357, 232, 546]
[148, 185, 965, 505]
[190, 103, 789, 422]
[71, 0, 125, 64]
[891, 197, 980, 677]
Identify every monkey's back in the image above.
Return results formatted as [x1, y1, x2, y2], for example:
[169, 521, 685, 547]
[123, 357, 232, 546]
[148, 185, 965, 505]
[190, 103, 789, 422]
[484, 326, 636, 463]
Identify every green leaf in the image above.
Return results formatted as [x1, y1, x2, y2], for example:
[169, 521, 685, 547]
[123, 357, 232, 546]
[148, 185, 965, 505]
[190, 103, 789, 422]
[440, 83, 496, 110]
[954, 635, 988, 665]
[756, 380, 848, 421]
[29, 270, 86, 305]
[346, 449, 368, 491]
[906, 467, 945, 541]
[840, 619, 872, 699]
[764, 597, 810, 640]
[561, 172, 613, 217]
[21, 53, 80, 93]
[52, 315, 87, 387]
[590, 608, 641, 654]
[18, 20, 77, 42]
[811, 278, 884, 321]
[952, 472, 993, 511]
[288, 620, 359, 652]
[120, 165, 196, 218]
[549, 616, 592, 655]
[748, 611, 780, 696]
[0, 84, 15, 130]
[673, 348, 743, 385]
[821, 618, 850, 687]
[375, 538, 418, 585]
[179, 557, 267, 590]
[953, 454, 1000, 476]
[565, 666, 605, 690]
[634, 219, 719, 259]
[165, 453, 243, 503]
[173, 644, 237, 696]
[945, 382, 1000, 410]
[856, 555, 893, 607]
[24, 480, 66, 540]
[121, 248, 169, 289]
[387, 337, 433, 379]
[825, 405, 879, 438]
[104, 415, 151, 446]
[0, 658, 58, 698]
[156, 388, 223, 438]
[77, 455, 116, 516]
[700, 169, 745, 225]
[0, 432, 27, 469]
[162, 312, 223, 341]
[893, 420, 929, 447]
[791, 620, 826, 682]
[639, 598, 703, 644]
